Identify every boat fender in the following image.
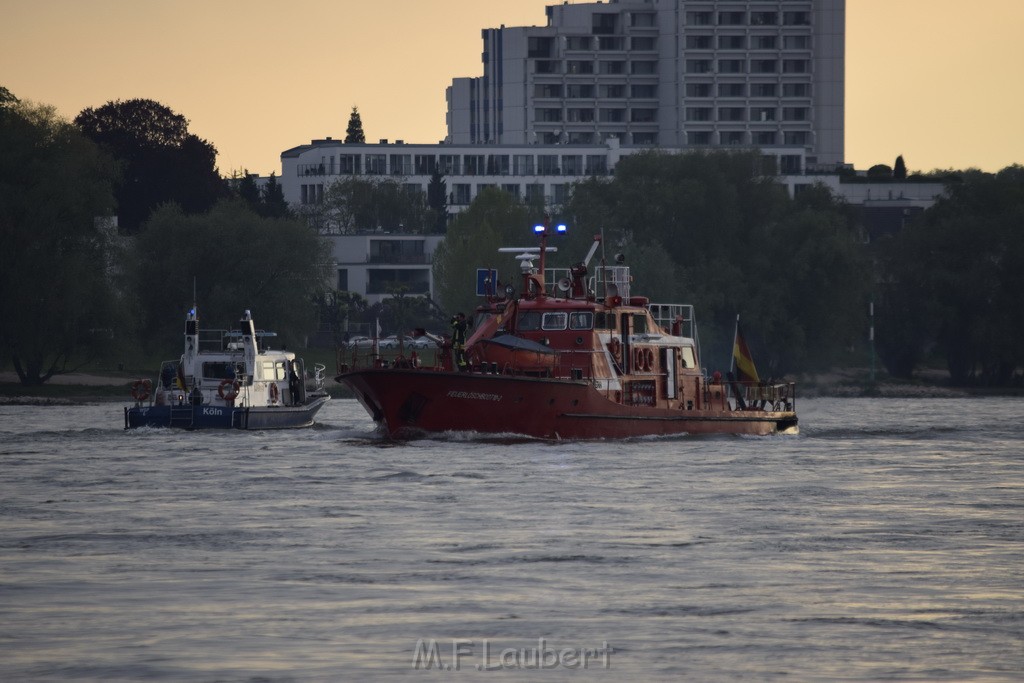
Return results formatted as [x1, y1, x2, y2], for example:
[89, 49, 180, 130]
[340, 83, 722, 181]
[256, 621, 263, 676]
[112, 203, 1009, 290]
[130, 378, 152, 402]
[269, 383, 280, 404]
[644, 348, 655, 372]
[608, 337, 622, 364]
[634, 347, 647, 372]
[218, 378, 240, 401]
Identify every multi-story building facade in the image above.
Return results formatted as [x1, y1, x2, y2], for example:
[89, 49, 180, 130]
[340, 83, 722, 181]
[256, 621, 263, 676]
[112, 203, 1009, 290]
[446, 0, 844, 168]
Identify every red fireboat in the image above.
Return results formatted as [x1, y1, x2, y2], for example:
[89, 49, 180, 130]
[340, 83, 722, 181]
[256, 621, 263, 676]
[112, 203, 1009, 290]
[335, 221, 797, 440]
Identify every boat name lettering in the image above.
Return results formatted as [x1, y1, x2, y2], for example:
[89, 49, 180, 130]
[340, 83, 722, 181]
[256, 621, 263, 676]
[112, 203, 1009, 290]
[447, 390, 502, 402]
[202, 407, 223, 416]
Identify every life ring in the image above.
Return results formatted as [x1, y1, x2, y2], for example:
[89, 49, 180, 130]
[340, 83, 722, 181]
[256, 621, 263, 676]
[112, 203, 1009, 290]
[644, 348, 655, 372]
[218, 378, 240, 401]
[633, 347, 644, 371]
[130, 378, 152, 401]
[268, 382, 279, 403]
[608, 338, 622, 365]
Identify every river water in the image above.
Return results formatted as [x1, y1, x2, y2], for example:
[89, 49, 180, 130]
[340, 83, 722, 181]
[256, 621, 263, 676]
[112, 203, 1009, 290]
[0, 397, 1022, 681]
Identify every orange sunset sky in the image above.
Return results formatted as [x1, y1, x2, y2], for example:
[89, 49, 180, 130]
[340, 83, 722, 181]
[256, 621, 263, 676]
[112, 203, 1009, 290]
[3, 0, 1022, 176]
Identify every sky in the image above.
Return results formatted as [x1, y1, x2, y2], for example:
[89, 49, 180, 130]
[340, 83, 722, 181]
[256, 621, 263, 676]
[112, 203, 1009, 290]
[3, 0, 1022, 176]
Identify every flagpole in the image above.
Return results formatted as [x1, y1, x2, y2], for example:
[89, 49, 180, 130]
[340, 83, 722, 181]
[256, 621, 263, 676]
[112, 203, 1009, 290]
[730, 314, 739, 377]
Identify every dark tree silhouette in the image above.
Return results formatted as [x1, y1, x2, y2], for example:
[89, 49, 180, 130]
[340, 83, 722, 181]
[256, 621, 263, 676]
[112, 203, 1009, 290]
[894, 155, 907, 179]
[345, 106, 366, 144]
[75, 99, 225, 232]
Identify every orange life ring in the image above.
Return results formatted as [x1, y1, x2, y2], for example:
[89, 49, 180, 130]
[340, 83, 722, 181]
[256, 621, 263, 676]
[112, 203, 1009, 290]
[130, 378, 152, 401]
[608, 338, 622, 364]
[218, 378, 240, 401]
[644, 348, 655, 372]
[269, 382, 279, 403]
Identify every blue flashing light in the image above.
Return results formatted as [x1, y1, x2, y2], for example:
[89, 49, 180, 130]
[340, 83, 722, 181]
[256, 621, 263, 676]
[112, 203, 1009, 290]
[533, 224, 546, 233]
[556, 223, 568, 233]
[188, 307, 196, 316]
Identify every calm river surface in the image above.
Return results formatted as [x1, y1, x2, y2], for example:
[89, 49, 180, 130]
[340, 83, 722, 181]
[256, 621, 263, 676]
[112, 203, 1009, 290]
[1, 397, 1022, 681]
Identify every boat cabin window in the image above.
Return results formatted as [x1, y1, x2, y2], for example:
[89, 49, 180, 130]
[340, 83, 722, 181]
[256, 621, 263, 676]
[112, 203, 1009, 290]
[680, 346, 697, 369]
[260, 360, 287, 381]
[541, 312, 567, 331]
[632, 314, 648, 334]
[594, 312, 617, 330]
[202, 362, 237, 380]
[569, 311, 593, 330]
[517, 311, 541, 331]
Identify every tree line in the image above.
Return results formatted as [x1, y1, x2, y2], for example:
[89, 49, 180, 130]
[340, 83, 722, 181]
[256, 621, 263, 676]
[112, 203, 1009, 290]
[3, 86, 1021, 386]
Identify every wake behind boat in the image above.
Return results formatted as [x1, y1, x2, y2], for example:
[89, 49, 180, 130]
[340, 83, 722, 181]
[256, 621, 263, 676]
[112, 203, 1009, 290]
[335, 221, 797, 440]
[124, 308, 329, 430]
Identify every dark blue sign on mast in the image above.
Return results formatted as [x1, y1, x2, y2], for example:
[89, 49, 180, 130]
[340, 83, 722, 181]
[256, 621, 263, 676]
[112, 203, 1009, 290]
[476, 269, 498, 297]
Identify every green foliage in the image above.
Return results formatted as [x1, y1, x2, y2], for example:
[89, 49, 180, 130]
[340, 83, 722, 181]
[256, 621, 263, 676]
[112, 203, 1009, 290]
[894, 155, 907, 180]
[564, 151, 868, 374]
[318, 290, 370, 345]
[75, 98, 225, 231]
[426, 169, 448, 233]
[877, 165, 1024, 385]
[345, 106, 365, 144]
[432, 188, 540, 317]
[0, 97, 121, 384]
[867, 164, 894, 180]
[314, 176, 428, 233]
[130, 200, 331, 352]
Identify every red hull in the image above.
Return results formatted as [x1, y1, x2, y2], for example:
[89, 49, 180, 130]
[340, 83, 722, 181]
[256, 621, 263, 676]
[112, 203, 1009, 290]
[340, 368, 797, 440]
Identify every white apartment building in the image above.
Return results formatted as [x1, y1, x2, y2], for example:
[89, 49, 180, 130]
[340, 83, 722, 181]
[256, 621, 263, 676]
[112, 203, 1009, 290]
[446, 0, 844, 168]
[328, 233, 444, 307]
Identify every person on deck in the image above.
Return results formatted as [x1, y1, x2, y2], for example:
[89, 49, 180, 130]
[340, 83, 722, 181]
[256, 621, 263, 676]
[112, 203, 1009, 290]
[451, 312, 468, 370]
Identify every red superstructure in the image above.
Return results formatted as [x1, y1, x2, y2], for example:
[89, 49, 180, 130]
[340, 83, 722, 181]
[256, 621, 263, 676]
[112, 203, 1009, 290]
[335, 224, 797, 440]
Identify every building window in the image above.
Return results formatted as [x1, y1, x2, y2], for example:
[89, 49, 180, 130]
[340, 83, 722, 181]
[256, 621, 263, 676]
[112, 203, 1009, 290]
[566, 84, 595, 98]
[414, 155, 436, 175]
[752, 35, 777, 49]
[552, 184, 569, 206]
[783, 107, 810, 121]
[631, 108, 657, 123]
[565, 35, 592, 50]
[784, 131, 810, 145]
[753, 131, 777, 145]
[528, 36, 554, 58]
[718, 107, 745, 122]
[562, 155, 584, 176]
[686, 107, 712, 122]
[718, 59, 744, 74]
[568, 132, 595, 144]
[632, 132, 658, 145]
[592, 13, 618, 35]
[486, 154, 510, 175]
[601, 84, 626, 98]
[750, 11, 778, 26]
[685, 82, 712, 97]
[780, 155, 802, 173]
[535, 83, 563, 98]
[718, 83, 746, 97]
[718, 35, 745, 49]
[438, 155, 460, 175]
[513, 155, 534, 175]
[783, 82, 811, 97]
[687, 131, 712, 145]
[566, 108, 595, 122]
[502, 184, 521, 198]
[365, 154, 387, 175]
[720, 131, 746, 145]
[751, 82, 778, 97]
[586, 155, 608, 175]
[631, 36, 656, 51]
[389, 154, 411, 175]
[750, 59, 778, 74]
[463, 155, 485, 176]
[783, 59, 810, 74]
[631, 61, 657, 75]
[599, 108, 626, 123]
[536, 108, 563, 123]
[686, 59, 712, 74]
[783, 35, 811, 49]
[538, 155, 559, 175]
[598, 36, 625, 51]
[599, 60, 626, 75]
[631, 84, 658, 98]
[337, 269, 348, 291]
[685, 35, 712, 49]
[686, 11, 713, 26]
[534, 60, 561, 74]
[451, 184, 471, 205]
[783, 11, 811, 26]
[751, 107, 776, 122]
[567, 60, 594, 74]
[718, 11, 745, 26]
[339, 155, 359, 174]
[525, 184, 545, 204]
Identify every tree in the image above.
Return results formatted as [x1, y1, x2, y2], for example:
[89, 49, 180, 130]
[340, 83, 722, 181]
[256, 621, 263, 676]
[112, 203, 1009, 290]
[426, 169, 448, 233]
[893, 155, 907, 180]
[261, 172, 290, 218]
[236, 170, 261, 208]
[867, 164, 894, 180]
[345, 106, 365, 144]
[75, 99, 225, 232]
[130, 200, 331, 350]
[0, 95, 120, 384]
[318, 176, 427, 233]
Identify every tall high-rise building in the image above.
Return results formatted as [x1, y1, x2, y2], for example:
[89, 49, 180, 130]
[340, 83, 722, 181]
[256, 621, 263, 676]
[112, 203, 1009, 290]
[447, 0, 844, 167]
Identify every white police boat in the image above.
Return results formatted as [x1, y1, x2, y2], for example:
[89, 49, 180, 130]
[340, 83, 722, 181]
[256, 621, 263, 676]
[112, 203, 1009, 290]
[124, 308, 329, 430]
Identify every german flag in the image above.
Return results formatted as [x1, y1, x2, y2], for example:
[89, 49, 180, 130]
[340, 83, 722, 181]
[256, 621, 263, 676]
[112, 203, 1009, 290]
[732, 318, 760, 383]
